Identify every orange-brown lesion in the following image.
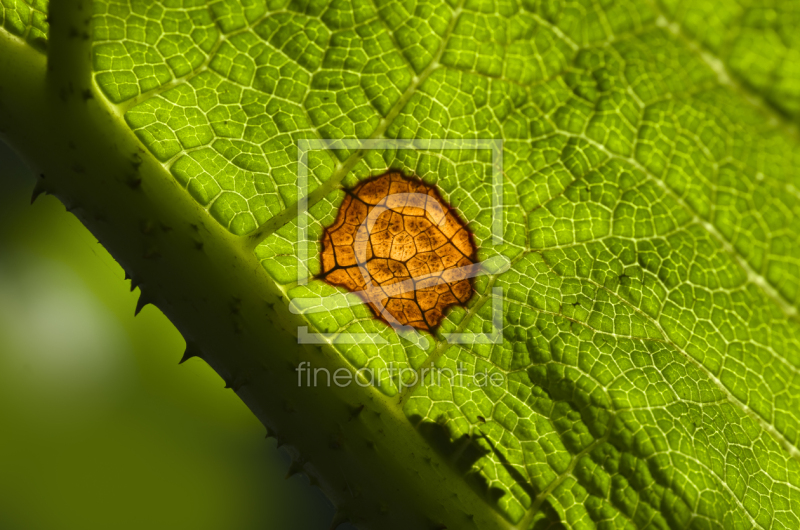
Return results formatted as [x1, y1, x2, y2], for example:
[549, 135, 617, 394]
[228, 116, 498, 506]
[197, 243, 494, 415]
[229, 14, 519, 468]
[320, 171, 477, 332]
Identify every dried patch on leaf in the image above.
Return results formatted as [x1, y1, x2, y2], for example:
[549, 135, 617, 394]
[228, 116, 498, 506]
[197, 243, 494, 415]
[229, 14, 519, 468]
[320, 172, 477, 332]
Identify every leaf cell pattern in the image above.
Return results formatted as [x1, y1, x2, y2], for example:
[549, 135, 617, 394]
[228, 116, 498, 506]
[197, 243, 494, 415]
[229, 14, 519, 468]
[7, 0, 800, 528]
[657, 0, 800, 119]
[0, 0, 48, 51]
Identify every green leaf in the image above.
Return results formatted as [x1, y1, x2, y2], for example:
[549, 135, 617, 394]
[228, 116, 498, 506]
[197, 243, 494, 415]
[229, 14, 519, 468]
[3, 0, 800, 528]
[0, 0, 48, 51]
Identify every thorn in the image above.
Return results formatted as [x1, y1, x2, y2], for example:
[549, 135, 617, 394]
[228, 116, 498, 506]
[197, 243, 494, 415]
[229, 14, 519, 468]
[179, 341, 202, 364]
[31, 179, 46, 204]
[134, 291, 153, 316]
[124, 271, 131, 281]
[129, 276, 140, 292]
[264, 427, 274, 439]
[285, 459, 304, 479]
[349, 404, 365, 420]
[224, 376, 248, 392]
[275, 437, 285, 449]
[329, 510, 349, 530]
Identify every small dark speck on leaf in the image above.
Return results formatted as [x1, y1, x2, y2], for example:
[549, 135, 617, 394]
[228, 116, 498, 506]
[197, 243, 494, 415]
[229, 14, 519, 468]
[143, 247, 160, 260]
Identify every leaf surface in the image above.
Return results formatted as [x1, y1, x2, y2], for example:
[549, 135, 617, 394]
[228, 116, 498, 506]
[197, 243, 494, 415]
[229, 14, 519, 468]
[8, 0, 800, 527]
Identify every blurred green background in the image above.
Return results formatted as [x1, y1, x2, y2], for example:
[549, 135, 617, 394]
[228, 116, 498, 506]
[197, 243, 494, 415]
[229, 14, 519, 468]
[0, 140, 343, 529]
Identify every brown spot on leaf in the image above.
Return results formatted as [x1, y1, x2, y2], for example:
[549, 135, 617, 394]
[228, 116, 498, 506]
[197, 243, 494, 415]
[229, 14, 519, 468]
[320, 172, 476, 332]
